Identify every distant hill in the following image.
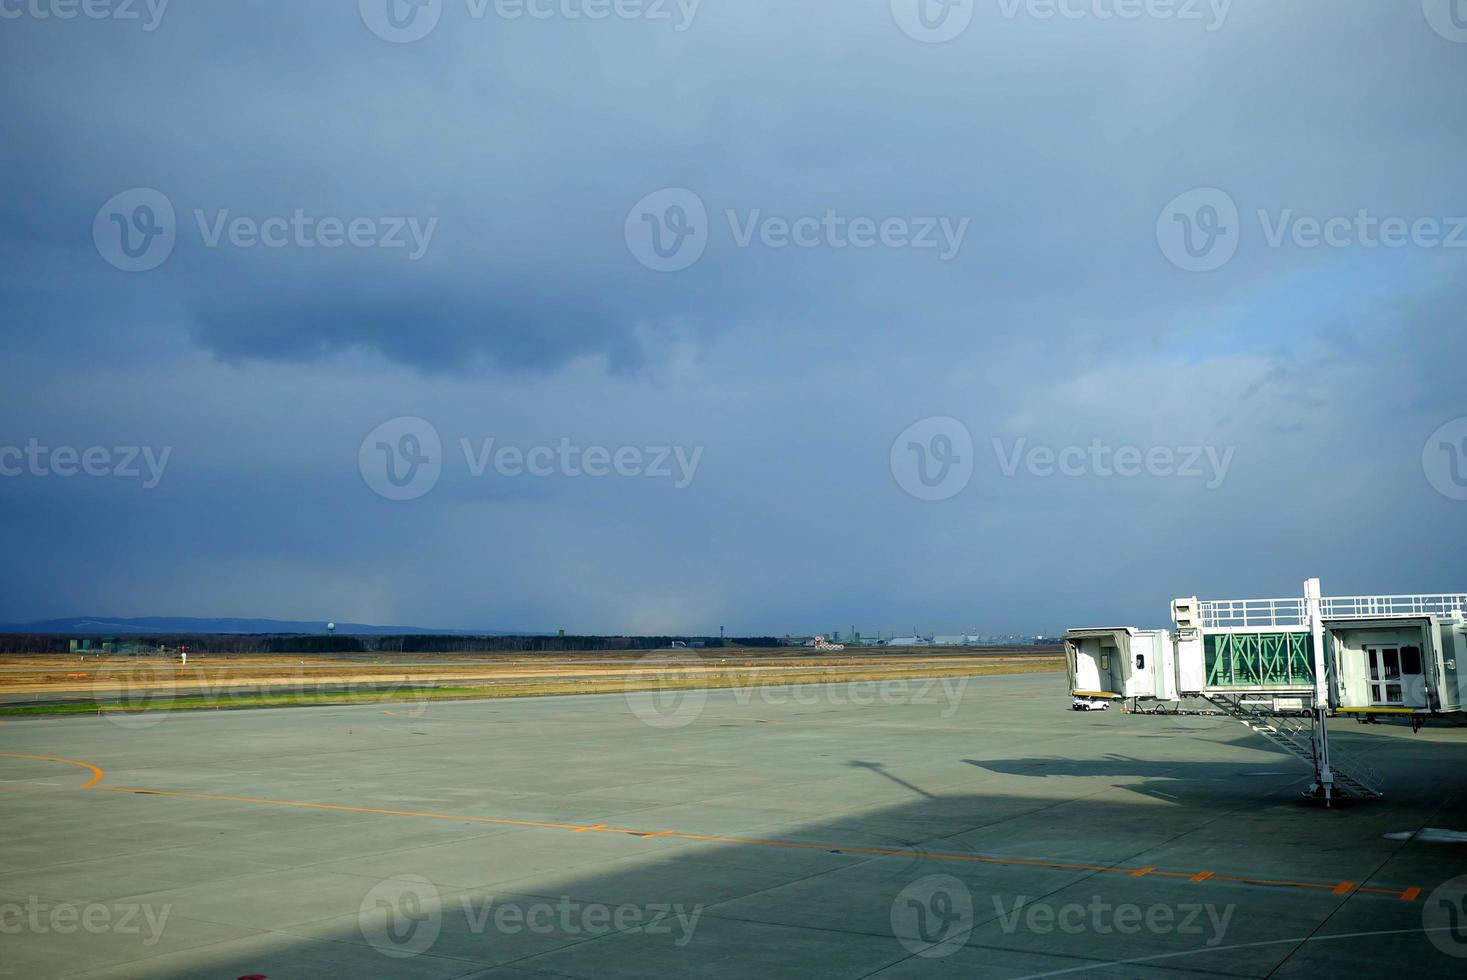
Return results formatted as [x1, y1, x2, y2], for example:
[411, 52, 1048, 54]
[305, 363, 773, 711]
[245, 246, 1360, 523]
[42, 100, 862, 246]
[0, 617, 536, 636]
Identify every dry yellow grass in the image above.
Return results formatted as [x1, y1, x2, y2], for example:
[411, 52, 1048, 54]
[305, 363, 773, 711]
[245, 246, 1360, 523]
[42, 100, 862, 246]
[0, 649, 1063, 706]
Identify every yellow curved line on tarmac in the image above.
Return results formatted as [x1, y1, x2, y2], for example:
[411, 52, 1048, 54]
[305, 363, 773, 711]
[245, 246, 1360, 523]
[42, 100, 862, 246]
[0, 751, 106, 788]
[0, 751, 1424, 902]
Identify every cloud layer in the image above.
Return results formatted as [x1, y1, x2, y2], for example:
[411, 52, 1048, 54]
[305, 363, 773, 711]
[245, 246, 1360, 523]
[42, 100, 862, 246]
[1, 1, 1464, 632]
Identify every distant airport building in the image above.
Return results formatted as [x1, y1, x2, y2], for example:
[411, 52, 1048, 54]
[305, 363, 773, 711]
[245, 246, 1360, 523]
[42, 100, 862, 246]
[932, 635, 985, 647]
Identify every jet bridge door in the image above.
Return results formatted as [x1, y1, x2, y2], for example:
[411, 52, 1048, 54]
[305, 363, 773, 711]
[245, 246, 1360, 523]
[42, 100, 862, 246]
[1065, 629, 1133, 699]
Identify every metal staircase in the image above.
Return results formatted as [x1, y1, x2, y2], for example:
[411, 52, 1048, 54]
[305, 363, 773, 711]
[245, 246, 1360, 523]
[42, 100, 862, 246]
[1203, 693, 1384, 801]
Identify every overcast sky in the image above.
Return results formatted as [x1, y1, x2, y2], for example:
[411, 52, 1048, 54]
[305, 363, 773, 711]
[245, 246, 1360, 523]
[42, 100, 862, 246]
[1, 1, 1464, 634]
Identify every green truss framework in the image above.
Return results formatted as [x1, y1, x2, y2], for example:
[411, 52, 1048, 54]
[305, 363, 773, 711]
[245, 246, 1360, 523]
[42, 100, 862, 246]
[1204, 631, 1316, 687]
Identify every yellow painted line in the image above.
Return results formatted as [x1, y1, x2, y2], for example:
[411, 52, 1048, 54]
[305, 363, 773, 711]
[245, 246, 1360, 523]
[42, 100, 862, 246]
[92, 785, 609, 834]
[1071, 691, 1121, 699]
[1204, 871, 1401, 900]
[87, 784, 1422, 899]
[6, 753, 1424, 902]
[0, 752, 106, 788]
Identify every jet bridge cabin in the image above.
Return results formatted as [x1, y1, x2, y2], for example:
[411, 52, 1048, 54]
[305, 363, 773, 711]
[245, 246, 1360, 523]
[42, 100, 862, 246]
[1064, 627, 1175, 703]
[1326, 615, 1465, 716]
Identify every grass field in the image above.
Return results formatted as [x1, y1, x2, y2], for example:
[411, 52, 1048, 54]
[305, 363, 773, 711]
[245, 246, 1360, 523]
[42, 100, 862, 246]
[0, 648, 1063, 717]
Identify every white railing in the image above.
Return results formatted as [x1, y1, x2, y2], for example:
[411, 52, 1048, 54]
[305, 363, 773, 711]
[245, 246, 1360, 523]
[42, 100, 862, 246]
[1198, 597, 1308, 629]
[1199, 593, 1467, 629]
[1320, 594, 1467, 620]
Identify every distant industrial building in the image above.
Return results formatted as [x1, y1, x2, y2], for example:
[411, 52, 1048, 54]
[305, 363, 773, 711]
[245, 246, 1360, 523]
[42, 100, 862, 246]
[793, 631, 1053, 648]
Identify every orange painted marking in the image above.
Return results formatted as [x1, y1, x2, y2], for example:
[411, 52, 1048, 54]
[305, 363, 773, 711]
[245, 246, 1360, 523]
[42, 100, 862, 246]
[0, 752, 106, 788]
[5, 752, 1425, 902]
[90, 785, 612, 835]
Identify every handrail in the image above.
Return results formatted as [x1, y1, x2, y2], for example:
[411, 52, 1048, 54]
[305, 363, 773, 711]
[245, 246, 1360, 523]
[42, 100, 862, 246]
[1198, 597, 1308, 628]
[1198, 593, 1467, 629]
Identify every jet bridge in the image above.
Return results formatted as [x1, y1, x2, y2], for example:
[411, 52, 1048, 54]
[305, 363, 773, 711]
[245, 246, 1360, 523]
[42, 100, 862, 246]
[1065, 579, 1467, 805]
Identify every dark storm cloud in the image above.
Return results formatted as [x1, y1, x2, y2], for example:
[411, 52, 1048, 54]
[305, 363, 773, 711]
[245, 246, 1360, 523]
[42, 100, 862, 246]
[0, 1, 1464, 629]
[7, 3, 1462, 374]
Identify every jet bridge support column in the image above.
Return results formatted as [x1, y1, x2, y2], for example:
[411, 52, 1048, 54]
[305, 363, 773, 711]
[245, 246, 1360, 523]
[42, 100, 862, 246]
[1305, 577, 1336, 804]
